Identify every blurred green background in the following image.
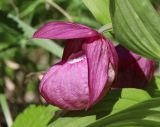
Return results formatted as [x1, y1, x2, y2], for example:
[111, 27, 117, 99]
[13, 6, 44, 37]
[0, 0, 101, 126]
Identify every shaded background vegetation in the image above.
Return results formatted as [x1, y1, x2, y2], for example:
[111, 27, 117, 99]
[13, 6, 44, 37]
[1, 0, 160, 127]
[0, 0, 101, 126]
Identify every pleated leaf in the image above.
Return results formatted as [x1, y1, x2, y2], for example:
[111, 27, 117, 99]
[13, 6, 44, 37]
[88, 98, 160, 127]
[48, 88, 151, 127]
[110, 0, 160, 60]
[83, 0, 111, 24]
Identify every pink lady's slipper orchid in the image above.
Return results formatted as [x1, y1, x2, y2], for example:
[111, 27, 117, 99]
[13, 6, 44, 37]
[33, 22, 118, 110]
[113, 45, 155, 88]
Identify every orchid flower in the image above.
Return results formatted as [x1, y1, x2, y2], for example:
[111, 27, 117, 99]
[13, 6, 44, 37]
[33, 22, 118, 110]
[113, 45, 156, 88]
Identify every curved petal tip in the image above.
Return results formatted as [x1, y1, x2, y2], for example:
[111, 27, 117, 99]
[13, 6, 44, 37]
[33, 21, 98, 39]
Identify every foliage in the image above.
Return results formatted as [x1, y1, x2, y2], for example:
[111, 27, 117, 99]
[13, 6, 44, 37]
[0, 0, 160, 127]
[12, 105, 58, 127]
[110, 0, 160, 60]
[83, 0, 111, 24]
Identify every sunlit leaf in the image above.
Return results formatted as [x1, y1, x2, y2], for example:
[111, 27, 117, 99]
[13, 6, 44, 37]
[48, 116, 96, 127]
[88, 98, 160, 127]
[12, 105, 58, 127]
[83, 0, 111, 24]
[48, 88, 151, 127]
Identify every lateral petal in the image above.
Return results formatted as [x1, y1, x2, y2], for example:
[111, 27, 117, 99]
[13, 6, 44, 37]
[82, 36, 117, 107]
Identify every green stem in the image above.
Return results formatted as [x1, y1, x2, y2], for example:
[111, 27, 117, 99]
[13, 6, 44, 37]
[98, 23, 112, 33]
[9, 0, 19, 17]
[0, 94, 13, 127]
[46, 0, 73, 22]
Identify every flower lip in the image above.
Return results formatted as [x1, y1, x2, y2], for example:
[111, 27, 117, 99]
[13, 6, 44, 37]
[68, 51, 86, 64]
[40, 51, 89, 110]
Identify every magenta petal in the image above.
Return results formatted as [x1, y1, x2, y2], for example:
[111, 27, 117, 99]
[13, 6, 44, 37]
[113, 45, 155, 88]
[33, 22, 98, 39]
[40, 51, 89, 110]
[33, 21, 119, 110]
[82, 36, 117, 107]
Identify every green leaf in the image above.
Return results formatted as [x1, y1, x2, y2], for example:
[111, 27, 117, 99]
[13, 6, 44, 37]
[83, 0, 111, 24]
[12, 105, 58, 127]
[87, 98, 160, 127]
[110, 0, 160, 60]
[81, 88, 151, 115]
[153, 76, 160, 90]
[0, 94, 12, 127]
[0, 1, 9, 10]
[148, 76, 160, 90]
[8, 14, 63, 58]
[19, 0, 43, 17]
[48, 88, 151, 127]
[110, 88, 151, 114]
[48, 116, 96, 127]
[147, 76, 160, 97]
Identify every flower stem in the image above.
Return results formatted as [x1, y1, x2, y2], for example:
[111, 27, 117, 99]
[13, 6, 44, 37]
[0, 94, 13, 127]
[98, 23, 112, 33]
[46, 0, 73, 22]
[9, 0, 19, 17]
